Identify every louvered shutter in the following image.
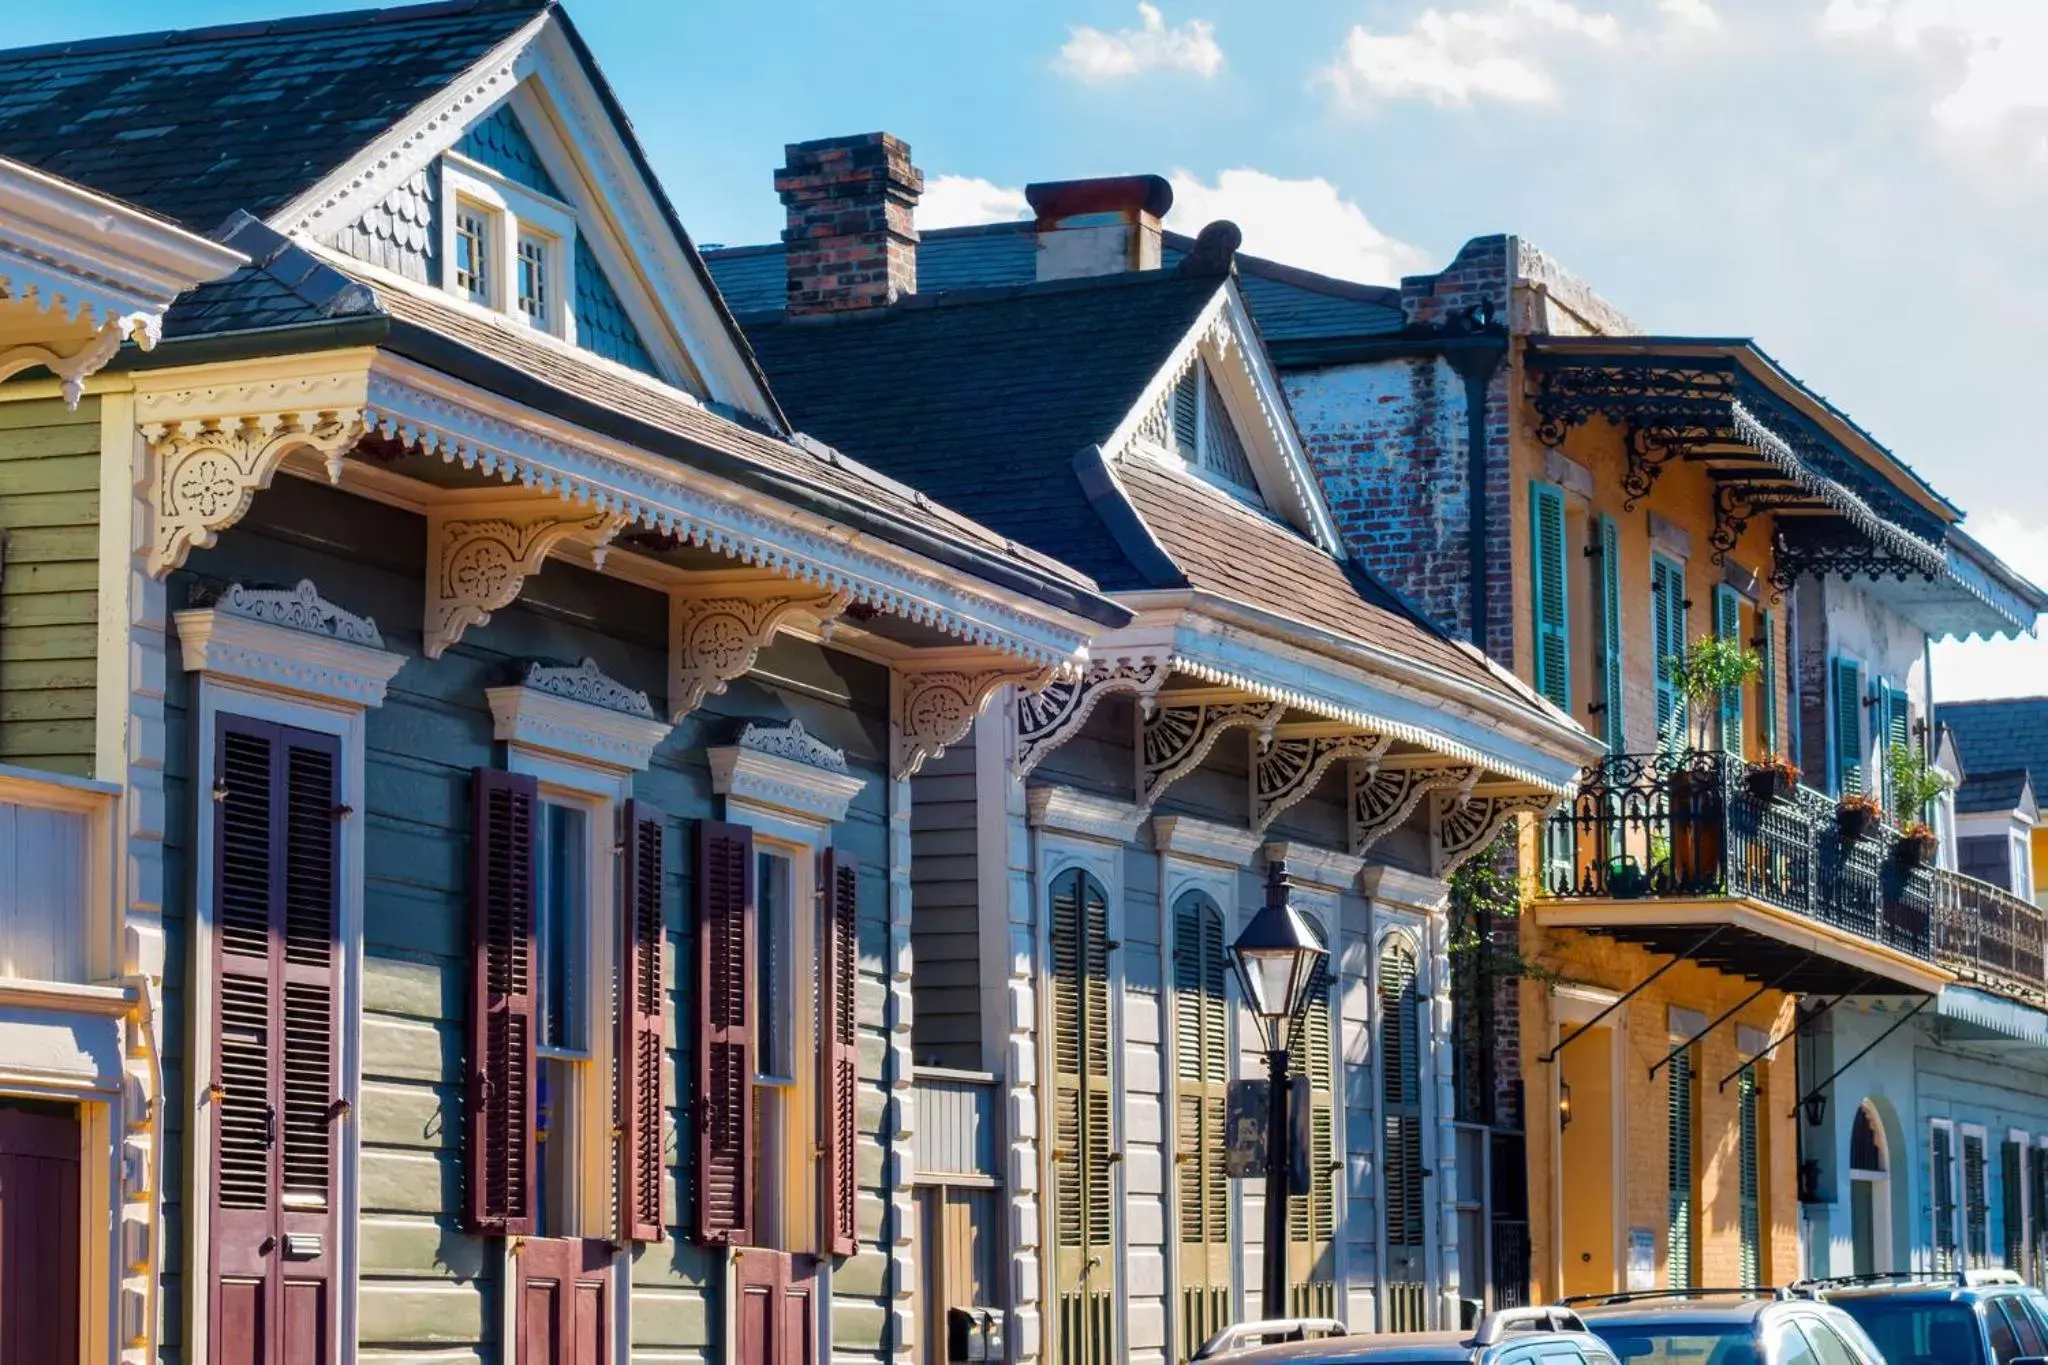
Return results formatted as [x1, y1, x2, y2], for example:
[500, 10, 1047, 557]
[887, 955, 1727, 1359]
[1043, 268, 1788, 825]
[1933, 1124, 1959, 1272]
[1757, 609, 1779, 756]
[1965, 1131, 1991, 1267]
[1596, 514, 1625, 749]
[1529, 482, 1571, 713]
[1652, 557, 1687, 751]
[820, 850, 860, 1258]
[1667, 1047, 1695, 1288]
[1714, 585, 1743, 755]
[1050, 868, 1115, 1365]
[1737, 1070, 1760, 1288]
[2006, 1139, 2028, 1274]
[467, 769, 538, 1235]
[1173, 366, 1201, 462]
[618, 802, 666, 1244]
[1172, 893, 1230, 1360]
[694, 820, 754, 1246]
[1880, 683, 1913, 817]
[2031, 1148, 2048, 1283]
[1380, 939, 1424, 1326]
[1830, 659, 1865, 797]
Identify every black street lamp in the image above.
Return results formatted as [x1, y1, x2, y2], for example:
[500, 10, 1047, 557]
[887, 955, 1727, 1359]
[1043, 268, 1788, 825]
[1231, 860, 1329, 1322]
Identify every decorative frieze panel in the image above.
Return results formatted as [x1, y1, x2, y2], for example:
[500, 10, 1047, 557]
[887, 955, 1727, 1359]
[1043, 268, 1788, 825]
[710, 720, 867, 825]
[896, 661, 1053, 782]
[668, 581, 850, 722]
[1430, 789, 1559, 877]
[1348, 759, 1478, 858]
[1139, 696, 1288, 810]
[486, 659, 672, 773]
[1252, 729, 1392, 834]
[1014, 655, 1169, 777]
[424, 497, 628, 658]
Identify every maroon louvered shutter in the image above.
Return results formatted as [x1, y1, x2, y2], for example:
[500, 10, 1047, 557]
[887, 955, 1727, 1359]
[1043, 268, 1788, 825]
[694, 820, 754, 1245]
[820, 849, 860, 1257]
[466, 768, 538, 1235]
[619, 801, 667, 1243]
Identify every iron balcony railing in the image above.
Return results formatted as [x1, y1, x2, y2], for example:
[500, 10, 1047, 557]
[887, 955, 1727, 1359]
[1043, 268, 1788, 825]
[1932, 868, 2048, 1007]
[1539, 750, 1934, 962]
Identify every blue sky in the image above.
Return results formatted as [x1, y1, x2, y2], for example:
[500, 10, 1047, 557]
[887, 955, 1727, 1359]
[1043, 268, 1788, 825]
[21, 0, 2048, 694]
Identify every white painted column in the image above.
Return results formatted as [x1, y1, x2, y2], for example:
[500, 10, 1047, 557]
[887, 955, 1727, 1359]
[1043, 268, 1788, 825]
[886, 690, 920, 1364]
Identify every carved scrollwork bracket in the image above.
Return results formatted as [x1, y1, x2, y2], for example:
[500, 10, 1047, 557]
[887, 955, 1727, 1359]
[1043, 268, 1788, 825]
[1014, 656, 1170, 777]
[1139, 697, 1288, 810]
[669, 583, 851, 723]
[0, 317, 134, 409]
[1430, 789, 1559, 877]
[424, 499, 628, 658]
[896, 662, 1054, 782]
[142, 408, 366, 577]
[1253, 730, 1392, 834]
[1348, 759, 1478, 858]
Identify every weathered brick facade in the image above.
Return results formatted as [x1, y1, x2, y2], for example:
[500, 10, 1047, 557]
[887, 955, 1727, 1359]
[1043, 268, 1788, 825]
[776, 131, 923, 314]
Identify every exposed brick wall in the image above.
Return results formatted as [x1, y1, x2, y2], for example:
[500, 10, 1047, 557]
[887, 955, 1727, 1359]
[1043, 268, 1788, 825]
[775, 132, 923, 314]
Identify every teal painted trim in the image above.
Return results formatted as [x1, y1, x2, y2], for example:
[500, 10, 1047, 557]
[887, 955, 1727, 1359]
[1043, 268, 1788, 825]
[574, 243, 660, 378]
[453, 104, 563, 199]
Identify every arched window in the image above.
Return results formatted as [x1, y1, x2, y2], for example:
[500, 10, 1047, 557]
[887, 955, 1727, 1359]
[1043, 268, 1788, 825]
[1380, 936, 1426, 1331]
[1287, 913, 1338, 1320]
[1171, 890, 1230, 1361]
[1049, 868, 1115, 1365]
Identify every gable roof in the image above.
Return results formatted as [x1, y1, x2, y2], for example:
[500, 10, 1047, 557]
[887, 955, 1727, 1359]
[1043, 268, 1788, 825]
[1955, 767, 2035, 818]
[0, 0, 546, 232]
[1942, 697, 2048, 804]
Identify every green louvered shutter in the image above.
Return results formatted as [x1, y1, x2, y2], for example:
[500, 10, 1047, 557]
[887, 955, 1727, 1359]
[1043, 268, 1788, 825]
[1596, 515, 1625, 749]
[1757, 609, 1779, 757]
[1529, 483, 1571, 714]
[1652, 556, 1688, 752]
[1737, 1070, 1761, 1288]
[1381, 940, 1426, 1331]
[1830, 659, 1866, 797]
[1667, 1047, 1696, 1288]
[1051, 869, 1115, 1365]
[1172, 892, 1231, 1360]
[1714, 585, 1744, 755]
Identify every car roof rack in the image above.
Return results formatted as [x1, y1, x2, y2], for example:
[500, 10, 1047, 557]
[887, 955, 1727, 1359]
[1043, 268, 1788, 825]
[1794, 1269, 2026, 1293]
[1960, 1268, 2026, 1287]
[1559, 1287, 1789, 1307]
[1190, 1318, 1347, 1361]
[1472, 1306, 1590, 1344]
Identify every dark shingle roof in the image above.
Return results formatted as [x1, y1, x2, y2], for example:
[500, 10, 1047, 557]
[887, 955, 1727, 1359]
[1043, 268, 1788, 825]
[1943, 697, 2048, 799]
[0, 0, 546, 231]
[738, 269, 1224, 590]
[1956, 767, 2033, 816]
[162, 212, 380, 337]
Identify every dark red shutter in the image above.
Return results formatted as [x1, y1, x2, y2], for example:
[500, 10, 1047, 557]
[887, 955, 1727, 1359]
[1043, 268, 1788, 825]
[516, 1238, 612, 1365]
[820, 849, 860, 1257]
[467, 768, 539, 1235]
[694, 820, 753, 1245]
[618, 801, 666, 1243]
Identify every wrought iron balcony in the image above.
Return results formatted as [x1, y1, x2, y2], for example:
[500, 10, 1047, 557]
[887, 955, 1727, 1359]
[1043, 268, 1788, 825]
[1932, 868, 2048, 1007]
[1536, 751, 1936, 980]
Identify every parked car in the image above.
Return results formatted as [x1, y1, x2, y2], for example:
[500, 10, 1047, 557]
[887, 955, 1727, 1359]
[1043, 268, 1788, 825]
[1569, 1288, 1883, 1364]
[1191, 1308, 1620, 1363]
[1800, 1268, 2048, 1365]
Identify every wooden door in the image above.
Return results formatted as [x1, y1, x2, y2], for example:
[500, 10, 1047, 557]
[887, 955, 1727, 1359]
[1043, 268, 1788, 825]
[734, 1249, 817, 1365]
[0, 1104, 79, 1365]
[210, 718, 340, 1365]
[517, 1238, 611, 1365]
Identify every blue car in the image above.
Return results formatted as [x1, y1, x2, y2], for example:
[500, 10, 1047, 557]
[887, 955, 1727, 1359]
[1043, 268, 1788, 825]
[1806, 1269, 2048, 1365]
[1571, 1288, 1884, 1364]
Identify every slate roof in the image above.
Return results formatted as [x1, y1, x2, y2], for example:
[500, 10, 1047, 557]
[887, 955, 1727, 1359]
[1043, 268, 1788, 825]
[1943, 698, 2048, 804]
[0, 0, 546, 232]
[1956, 767, 2034, 817]
[161, 211, 381, 337]
[705, 223, 1406, 346]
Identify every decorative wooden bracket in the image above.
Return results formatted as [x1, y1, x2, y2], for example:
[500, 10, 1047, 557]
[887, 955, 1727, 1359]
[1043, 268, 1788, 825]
[1348, 758, 1479, 858]
[0, 317, 130, 409]
[669, 581, 851, 723]
[1139, 695, 1288, 810]
[1252, 727, 1392, 834]
[1431, 789, 1560, 877]
[896, 660, 1053, 781]
[142, 407, 365, 577]
[424, 496, 628, 658]
[1014, 655, 1170, 777]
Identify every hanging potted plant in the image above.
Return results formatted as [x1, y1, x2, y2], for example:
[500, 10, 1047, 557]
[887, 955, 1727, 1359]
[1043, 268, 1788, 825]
[1662, 635, 1762, 888]
[1836, 791, 1885, 845]
[1746, 752, 1801, 803]
[1885, 741, 1950, 869]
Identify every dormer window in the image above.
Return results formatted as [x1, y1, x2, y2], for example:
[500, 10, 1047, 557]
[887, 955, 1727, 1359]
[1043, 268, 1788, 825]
[441, 155, 577, 341]
[454, 203, 494, 305]
[516, 231, 553, 328]
[1169, 360, 1263, 501]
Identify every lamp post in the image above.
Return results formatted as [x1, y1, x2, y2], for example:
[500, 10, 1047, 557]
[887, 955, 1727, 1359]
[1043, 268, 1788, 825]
[1231, 860, 1329, 1322]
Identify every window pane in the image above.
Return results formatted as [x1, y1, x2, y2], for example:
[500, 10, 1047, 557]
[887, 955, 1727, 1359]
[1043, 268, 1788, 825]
[455, 206, 491, 304]
[536, 1055, 576, 1238]
[517, 234, 548, 326]
[1988, 1301, 2024, 1363]
[538, 801, 587, 1051]
[1999, 1299, 2044, 1355]
[756, 851, 793, 1080]
[1798, 1321, 1860, 1365]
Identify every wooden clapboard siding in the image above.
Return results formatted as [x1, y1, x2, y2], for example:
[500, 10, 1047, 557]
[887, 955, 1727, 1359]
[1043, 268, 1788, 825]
[909, 736, 980, 1068]
[159, 475, 906, 1364]
[0, 396, 102, 777]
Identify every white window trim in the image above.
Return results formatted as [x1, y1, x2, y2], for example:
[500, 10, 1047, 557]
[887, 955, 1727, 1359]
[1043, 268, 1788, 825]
[440, 153, 580, 343]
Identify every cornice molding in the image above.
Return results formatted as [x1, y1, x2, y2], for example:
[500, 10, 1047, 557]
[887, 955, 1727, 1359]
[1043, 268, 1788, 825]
[486, 681, 672, 773]
[516, 657, 655, 718]
[173, 604, 406, 709]
[194, 578, 384, 648]
[895, 660, 1053, 782]
[1262, 839, 1365, 892]
[1151, 814, 1262, 868]
[1358, 865, 1450, 914]
[709, 725, 868, 826]
[1027, 785, 1149, 846]
[669, 581, 849, 722]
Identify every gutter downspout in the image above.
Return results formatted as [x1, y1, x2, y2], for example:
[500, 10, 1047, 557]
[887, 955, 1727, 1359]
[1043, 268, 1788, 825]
[1446, 338, 1509, 656]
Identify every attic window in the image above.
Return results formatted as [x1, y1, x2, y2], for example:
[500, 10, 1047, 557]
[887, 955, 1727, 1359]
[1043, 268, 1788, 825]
[1169, 361, 1263, 498]
[441, 155, 578, 341]
[454, 204, 493, 305]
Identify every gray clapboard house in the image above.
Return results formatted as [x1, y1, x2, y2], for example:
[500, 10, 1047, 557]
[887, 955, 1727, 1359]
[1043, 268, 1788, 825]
[0, 6, 1129, 1365]
[709, 147, 1603, 1365]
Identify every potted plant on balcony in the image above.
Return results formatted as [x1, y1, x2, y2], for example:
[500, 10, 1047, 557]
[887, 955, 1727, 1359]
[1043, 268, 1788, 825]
[1886, 740, 1950, 870]
[1664, 634, 1764, 755]
[1662, 635, 1762, 888]
[1746, 753, 1801, 803]
[1836, 791, 1885, 845]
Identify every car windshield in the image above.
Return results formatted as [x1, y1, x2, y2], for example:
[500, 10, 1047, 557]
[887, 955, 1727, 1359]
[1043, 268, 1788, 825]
[1827, 1300, 1984, 1365]
[1586, 1324, 1759, 1364]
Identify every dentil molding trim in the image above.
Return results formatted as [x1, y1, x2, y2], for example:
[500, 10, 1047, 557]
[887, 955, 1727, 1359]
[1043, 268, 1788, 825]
[709, 721, 867, 826]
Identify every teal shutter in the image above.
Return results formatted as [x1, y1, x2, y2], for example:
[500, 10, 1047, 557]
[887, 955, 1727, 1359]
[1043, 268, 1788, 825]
[1737, 1070, 1760, 1289]
[1880, 683, 1913, 816]
[1667, 1047, 1696, 1288]
[1830, 658, 1865, 797]
[1713, 585, 1743, 755]
[1596, 515, 1625, 749]
[1757, 609, 1779, 757]
[1652, 556, 1688, 752]
[1529, 483, 1571, 714]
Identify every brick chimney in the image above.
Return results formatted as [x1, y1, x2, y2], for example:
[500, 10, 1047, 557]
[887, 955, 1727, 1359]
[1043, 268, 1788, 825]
[1025, 175, 1173, 281]
[776, 132, 923, 315]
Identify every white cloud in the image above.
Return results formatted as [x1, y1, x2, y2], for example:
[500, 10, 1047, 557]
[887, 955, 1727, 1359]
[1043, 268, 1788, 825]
[1822, 0, 2048, 131]
[1164, 169, 1430, 284]
[1657, 0, 1719, 32]
[917, 175, 1031, 230]
[1931, 512, 2048, 701]
[1056, 3, 1224, 81]
[1319, 0, 1620, 108]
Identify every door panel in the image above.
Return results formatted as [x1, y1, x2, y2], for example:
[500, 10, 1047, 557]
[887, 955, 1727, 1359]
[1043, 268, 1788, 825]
[0, 1105, 80, 1365]
[734, 1248, 818, 1365]
[516, 1237, 611, 1365]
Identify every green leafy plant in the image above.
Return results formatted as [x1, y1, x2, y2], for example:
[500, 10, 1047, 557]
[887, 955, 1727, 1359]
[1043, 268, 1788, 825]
[1886, 741, 1952, 820]
[1663, 633, 1762, 751]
